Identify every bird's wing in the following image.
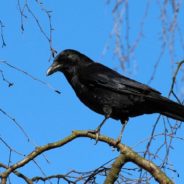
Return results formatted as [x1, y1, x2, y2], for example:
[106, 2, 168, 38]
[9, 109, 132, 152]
[79, 62, 161, 96]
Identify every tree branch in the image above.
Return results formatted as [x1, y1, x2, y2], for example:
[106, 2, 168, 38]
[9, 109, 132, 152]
[104, 154, 127, 184]
[0, 60, 61, 94]
[32, 174, 74, 183]
[0, 163, 32, 184]
[0, 130, 174, 184]
[0, 20, 6, 47]
[169, 60, 184, 97]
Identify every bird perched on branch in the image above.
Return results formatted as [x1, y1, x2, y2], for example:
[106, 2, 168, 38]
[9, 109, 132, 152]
[47, 49, 184, 141]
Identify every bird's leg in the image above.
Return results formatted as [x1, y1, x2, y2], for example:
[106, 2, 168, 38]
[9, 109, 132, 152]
[88, 107, 112, 144]
[95, 115, 110, 144]
[116, 120, 128, 144]
[96, 115, 109, 132]
[88, 115, 110, 144]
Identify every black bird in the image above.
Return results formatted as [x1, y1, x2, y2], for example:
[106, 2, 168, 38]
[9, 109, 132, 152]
[47, 49, 184, 139]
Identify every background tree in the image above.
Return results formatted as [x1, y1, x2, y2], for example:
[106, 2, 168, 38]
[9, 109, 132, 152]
[0, 0, 184, 183]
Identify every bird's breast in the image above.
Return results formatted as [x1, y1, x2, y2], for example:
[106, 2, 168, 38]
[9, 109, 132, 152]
[70, 77, 109, 114]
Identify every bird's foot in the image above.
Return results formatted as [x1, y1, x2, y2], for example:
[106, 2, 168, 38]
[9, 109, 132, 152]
[114, 120, 128, 146]
[115, 135, 122, 146]
[112, 131, 123, 150]
[88, 115, 110, 144]
[88, 126, 101, 144]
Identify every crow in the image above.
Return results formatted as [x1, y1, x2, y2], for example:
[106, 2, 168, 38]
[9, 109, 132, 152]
[47, 49, 184, 140]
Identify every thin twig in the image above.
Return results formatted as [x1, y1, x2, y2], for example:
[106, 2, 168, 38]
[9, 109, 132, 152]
[0, 69, 14, 87]
[0, 20, 6, 47]
[17, 0, 57, 59]
[0, 60, 61, 94]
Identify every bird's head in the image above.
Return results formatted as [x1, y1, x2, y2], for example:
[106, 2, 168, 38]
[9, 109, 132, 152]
[47, 49, 92, 76]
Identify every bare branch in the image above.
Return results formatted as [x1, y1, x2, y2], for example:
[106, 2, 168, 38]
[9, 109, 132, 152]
[104, 154, 127, 184]
[0, 130, 174, 184]
[17, 0, 57, 59]
[141, 59, 184, 181]
[32, 174, 75, 184]
[169, 60, 184, 97]
[0, 163, 32, 184]
[0, 20, 6, 47]
[0, 69, 13, 87]
[0, 108, 31, 143]
[0, 135, 24, 157]
[0, 60, 61, 94]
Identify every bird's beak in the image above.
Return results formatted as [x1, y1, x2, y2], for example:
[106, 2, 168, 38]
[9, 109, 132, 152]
[47, 61, 61, 76]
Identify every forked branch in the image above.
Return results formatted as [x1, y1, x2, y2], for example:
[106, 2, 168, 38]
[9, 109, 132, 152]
[0, 130, 173, 184]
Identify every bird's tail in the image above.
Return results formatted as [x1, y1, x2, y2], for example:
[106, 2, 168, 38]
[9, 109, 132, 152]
[149, 96, 184, 122]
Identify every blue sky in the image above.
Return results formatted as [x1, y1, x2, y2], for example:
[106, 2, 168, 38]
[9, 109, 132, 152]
[0, 1, 184, 183]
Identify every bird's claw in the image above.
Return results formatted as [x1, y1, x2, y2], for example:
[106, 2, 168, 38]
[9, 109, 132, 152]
[88, 128, 101, 144]
[115, 137, 121, 146]
[88, 116, 109, 144]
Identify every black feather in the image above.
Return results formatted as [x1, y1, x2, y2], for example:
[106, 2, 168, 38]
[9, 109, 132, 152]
[47, 49, 184, 122]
